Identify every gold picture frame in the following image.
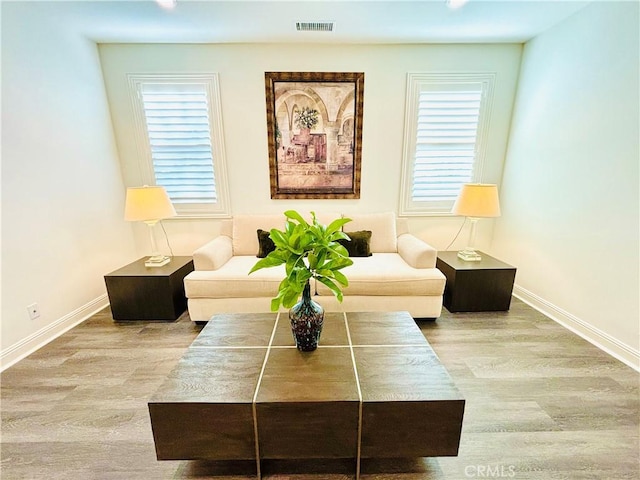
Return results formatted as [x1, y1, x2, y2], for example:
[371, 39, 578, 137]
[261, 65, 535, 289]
[265, 72, 364, 199]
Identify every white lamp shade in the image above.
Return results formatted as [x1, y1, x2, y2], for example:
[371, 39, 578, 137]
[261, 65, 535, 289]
[452, 184, 501, 218]
[124, 186, 176, 222]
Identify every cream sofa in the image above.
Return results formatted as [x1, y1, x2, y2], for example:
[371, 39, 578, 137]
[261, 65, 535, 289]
[184, 212, 446, 322]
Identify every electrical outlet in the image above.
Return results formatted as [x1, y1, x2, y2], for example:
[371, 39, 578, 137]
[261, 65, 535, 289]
[27, 303, 40, 320]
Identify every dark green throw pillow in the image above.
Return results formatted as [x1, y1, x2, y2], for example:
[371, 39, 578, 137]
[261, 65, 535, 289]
[256, 229, 276, 258]
[337, 230, 373, 257]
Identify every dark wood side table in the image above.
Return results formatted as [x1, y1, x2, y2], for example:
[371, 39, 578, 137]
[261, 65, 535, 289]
[436, 251, 516, 312]
[104, 256, 194, 321]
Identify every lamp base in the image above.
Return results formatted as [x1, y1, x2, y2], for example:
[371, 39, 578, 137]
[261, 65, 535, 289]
[457, 249, 482, 262]
[145, 255, 171, 268]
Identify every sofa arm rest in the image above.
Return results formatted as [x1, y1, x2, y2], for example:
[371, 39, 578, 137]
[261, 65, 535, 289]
[397, 233, 437, 269]
[193, 236, 233, 271]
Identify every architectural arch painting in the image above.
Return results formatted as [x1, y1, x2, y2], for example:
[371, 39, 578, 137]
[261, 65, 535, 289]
[265, 72, 364, 199]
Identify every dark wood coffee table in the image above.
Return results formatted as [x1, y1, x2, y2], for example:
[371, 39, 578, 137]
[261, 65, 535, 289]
[148, 311, 465, 478]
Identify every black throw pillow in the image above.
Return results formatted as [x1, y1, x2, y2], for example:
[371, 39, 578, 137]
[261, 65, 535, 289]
[337, 230, 373, 257]
[256, 229, 276, 258]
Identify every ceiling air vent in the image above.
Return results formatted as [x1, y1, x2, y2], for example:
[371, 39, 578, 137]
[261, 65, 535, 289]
[296, 22, 334, 32]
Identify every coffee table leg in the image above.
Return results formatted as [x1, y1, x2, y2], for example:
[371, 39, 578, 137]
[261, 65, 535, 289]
[253, 402, 261, 479]
[355, 405, 362, 480]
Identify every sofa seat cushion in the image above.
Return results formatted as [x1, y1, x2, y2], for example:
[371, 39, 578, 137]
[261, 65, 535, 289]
[316, 253, 445, 297]
[185, 256, 285, 299]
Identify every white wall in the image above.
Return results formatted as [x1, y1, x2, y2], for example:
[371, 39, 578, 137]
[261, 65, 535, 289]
[98, 43, 522, 256]
[493, 1, 639, 367]
[1, 3, 137, 366]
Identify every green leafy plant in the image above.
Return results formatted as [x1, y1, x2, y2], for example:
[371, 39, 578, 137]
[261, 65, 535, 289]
[294, 107, 319, 130]
[275, 122, 282, 148]
[249, 210, 353, 311]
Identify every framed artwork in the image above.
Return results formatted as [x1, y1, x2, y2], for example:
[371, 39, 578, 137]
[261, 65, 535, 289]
[264, 72, 364, 199]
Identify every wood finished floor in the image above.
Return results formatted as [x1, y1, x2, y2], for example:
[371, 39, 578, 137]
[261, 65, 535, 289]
[1, 299, 638, 479]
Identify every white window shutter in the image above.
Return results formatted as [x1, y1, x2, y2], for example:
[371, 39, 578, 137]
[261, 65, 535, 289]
[412, 89, 482, 202]
[400, 73, 495, 215]
[140, 84, 217, 204]
[128, 74, 230, 217]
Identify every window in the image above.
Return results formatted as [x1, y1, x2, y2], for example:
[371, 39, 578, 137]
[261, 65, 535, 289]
[400, 73, 495, 215]
[128, 74, 230, 217]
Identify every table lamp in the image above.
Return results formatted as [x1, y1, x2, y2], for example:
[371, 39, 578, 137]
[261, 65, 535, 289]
[124, 186, 176, 267]
[452, 183, 501, 262]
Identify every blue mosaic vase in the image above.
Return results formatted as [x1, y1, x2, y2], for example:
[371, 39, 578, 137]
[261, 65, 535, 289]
[289, 281, 324, 352]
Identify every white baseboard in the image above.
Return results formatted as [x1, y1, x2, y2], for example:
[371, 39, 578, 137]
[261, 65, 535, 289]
[513, 285, 640, 372]
[1, 294, 109, 372]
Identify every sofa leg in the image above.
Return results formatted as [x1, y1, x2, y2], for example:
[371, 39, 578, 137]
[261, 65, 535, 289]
[195, 320, 208, 326]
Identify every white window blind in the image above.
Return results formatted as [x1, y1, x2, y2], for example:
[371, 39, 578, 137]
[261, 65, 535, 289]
[128, 74, 230, 217]
[140, 83, 216, 204]
[400, 73, 494, 215]
[413, 87, 481, 202]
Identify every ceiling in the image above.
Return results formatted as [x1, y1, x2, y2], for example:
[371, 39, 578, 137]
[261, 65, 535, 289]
[20, 0, 592, 44]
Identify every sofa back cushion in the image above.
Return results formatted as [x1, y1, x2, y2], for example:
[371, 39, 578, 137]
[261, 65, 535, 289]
[232, 214, 285, 255]
[220, 219, 233, 237]
[396, 217, 409, 236]
[347, 212, 397, 253]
